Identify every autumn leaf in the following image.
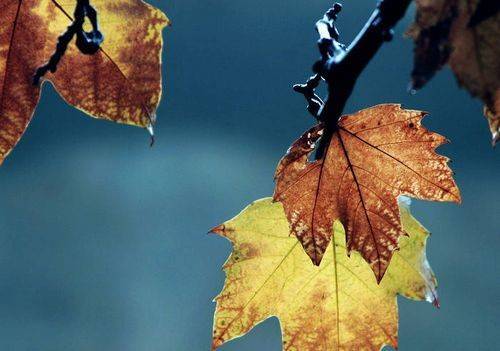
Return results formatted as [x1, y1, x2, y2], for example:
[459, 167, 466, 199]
[211, 197, 438, 351]
[0, 0, 169, 163]
[274, 104, 460, 281]
[407, 0, 500, 144]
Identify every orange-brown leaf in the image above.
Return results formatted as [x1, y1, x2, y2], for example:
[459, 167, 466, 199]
[274, 104, 461, 281]
[0, 0, 169, 163]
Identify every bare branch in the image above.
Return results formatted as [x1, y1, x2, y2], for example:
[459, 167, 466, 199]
[293, 1, 413, 158]
[293, 74, 324, 118]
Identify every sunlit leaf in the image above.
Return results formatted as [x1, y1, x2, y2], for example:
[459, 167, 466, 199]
[211, 197, 438, 351]
[274, 104, 460, 281]
[0, 0, 169, 163]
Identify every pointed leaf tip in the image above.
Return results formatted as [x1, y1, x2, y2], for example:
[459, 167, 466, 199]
[209, 224, 225, 235]
[433, 296, 441, 309]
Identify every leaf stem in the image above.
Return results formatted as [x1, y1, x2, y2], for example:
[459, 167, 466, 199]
[293, 1, 413, 159]
[33, 0, 103, 85]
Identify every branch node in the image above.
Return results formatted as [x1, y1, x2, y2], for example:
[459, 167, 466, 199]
[314, 2, 346, 72]
[382, 29, 394, 42]
[301, 1, 413, 159]
[293, 74, 324, 118]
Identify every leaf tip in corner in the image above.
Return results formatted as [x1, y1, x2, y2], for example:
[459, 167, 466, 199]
[433, 296, 441, 309]
[375, 267, 386, 285]
[146, 123, 155, 147]
[492, 132, 499, 147]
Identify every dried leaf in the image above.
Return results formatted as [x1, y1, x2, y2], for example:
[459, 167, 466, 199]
[485, 99, 500, 145]
[406, 0, 457, 90]
[211, 197, 438, 351]
[408, 0, 500, 144]
[0, 0, 169, 163]
[274, 104, 460, 281]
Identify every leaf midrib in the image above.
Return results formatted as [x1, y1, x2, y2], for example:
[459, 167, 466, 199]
[214, 241, 300, 345]
[340, 126, 460, 202]
[0, 0, 23, 115]
[50, 0, 153, 124]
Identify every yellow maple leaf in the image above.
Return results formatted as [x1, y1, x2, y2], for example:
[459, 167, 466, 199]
[211, 197, 438, 351]
[0, 0, 169, 163]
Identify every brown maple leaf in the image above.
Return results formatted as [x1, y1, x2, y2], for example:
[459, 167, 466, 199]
[274, 104, 461, 281]
[407, 0, 500, 145]
[0, 0, 169, 163]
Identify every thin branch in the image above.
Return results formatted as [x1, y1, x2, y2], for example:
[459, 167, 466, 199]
[293, 74, 324, 118]
[294, 1, 413, 158]
[33, 0, 103, 85]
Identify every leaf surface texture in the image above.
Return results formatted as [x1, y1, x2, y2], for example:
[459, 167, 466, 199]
[0, 0, 169, 162]
[212, 198, 438, 351]
[274, 104, 460, 280]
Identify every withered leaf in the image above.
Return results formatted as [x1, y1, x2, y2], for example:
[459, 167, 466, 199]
[408, 0, 500, 145]
[274, 104, 460, 281]
[211, 198, 438, 351]
[0, 0, 169, 163]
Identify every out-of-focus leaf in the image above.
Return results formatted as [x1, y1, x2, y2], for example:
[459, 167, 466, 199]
[274, 104, 460, 281]
[211, 197, 438, 351]
[408, 0, 500, 145]
[0, 0, 169, 163]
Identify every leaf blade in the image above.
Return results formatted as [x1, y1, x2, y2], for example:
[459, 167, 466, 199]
[408, 0, 500, 144]
[0, 0, 169, 163]
[212, 197, 437, 351]
[274, 104, 460, 280]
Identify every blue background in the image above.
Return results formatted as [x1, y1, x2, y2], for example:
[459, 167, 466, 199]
[0, 0, 498, 350]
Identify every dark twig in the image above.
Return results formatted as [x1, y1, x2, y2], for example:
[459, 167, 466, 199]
[33, 0, 103, 85]
[293, 74, 324, 118]
[294, 1, 413, 158]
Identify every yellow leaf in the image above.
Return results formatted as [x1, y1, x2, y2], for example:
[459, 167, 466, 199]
[211, 197, 438, 351]
[0, 0, 169, 163]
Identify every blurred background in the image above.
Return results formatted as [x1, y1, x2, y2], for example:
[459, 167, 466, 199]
[0, 0, 498, 350]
